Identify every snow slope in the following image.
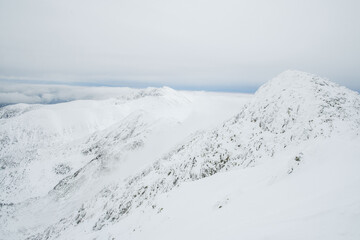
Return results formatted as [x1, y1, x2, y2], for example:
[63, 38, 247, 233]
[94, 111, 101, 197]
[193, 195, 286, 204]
[0, 86, 250, 239]
[1, 70, 360, 240]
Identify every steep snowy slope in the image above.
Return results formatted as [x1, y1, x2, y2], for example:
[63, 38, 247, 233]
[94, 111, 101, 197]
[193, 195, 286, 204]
[126, 136, 360, 240]
[0, 87, 189, 202]
[2, 70, 360, 240]
[0, 86, 250, 239]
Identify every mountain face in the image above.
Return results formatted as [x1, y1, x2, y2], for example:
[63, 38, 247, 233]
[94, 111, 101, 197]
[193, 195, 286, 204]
[0, 87, 185, 203]
[1, 71, 360, 240]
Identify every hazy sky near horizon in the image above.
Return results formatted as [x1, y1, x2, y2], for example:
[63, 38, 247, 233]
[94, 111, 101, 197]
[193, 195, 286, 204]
[0, 0, 359, 90]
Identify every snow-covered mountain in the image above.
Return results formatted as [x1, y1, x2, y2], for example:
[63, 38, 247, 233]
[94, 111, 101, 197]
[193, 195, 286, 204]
[1, 70, 360, 240]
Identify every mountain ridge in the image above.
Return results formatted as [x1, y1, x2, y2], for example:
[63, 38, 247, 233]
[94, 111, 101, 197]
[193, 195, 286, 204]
[1, 70, 360, 240]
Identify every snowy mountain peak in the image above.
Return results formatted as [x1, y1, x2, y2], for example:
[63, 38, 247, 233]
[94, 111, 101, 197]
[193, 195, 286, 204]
[119, 86, 186, 102]
[28, 71, 359, 237]
[251, 70, 360, 137]
[258, 70, 342, 96]
[2, 72, 360, 240]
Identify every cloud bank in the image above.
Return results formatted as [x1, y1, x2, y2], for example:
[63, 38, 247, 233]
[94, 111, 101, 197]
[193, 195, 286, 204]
[0, 82, 140, 105]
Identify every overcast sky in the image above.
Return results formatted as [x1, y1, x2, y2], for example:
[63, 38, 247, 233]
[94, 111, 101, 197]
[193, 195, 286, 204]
[0, 0, 359, 92]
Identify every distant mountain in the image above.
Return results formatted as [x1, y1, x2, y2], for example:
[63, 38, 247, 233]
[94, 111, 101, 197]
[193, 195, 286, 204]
[1, 71, 360, 240]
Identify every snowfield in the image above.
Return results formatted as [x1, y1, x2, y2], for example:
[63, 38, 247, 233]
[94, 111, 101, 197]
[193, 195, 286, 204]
[1, 70, 359, 240]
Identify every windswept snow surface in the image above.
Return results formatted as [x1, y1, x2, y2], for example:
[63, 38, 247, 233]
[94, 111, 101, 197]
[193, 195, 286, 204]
[1, 71, 360, 240]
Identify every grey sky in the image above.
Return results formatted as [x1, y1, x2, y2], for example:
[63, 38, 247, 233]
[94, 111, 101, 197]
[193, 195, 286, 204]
[0, 0, 359, 91]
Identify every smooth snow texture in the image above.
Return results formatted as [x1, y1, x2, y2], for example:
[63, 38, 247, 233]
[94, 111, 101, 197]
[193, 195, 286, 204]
[1, 70, 360, 240]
